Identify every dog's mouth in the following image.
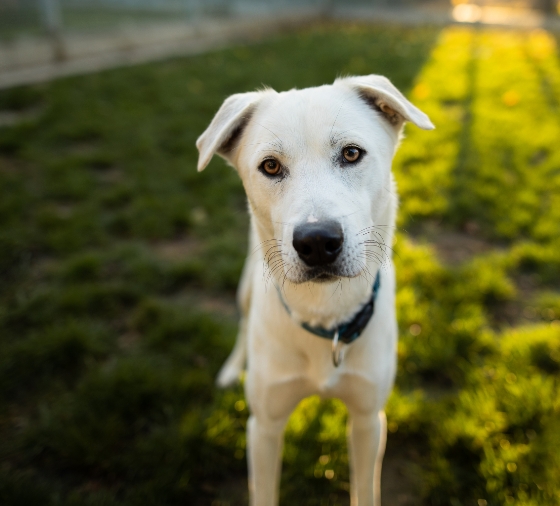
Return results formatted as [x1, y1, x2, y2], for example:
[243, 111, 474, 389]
[294, 260, 367, 284]
[313, 272, 338, 283]
[299, 267, 341, 283]
[284, 253, 366, 285]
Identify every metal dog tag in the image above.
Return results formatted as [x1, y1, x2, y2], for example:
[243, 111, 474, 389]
[332, 330, 344, 367]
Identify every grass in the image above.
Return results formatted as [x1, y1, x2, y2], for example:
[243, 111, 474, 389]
[0, 22, 559, 506]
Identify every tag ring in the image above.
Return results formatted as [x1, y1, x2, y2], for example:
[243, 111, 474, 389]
[332, 330, 344, 367]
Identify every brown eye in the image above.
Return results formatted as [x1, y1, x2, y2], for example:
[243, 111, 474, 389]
[342, 146, 361, 163]
[261, 159, 282, 176]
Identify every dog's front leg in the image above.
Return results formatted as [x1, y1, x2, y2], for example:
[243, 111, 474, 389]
[246, 374, 312, 506]
[247, 415, 286, 506]
[347, 410, 387, 506]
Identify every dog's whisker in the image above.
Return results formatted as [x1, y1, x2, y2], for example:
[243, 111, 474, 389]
[359, 253, 383, 269]
[359, 252, 385, 267]
[266, 260, 285, 275]
[252, 121, 285, 149]
[358, 242, 389, 254]
[356, 224, 399, 236]
[253, 242, 277, 254]
[266, 256, 284, 267]
[264, 245, 283, 260]
[326, 278, 343, 302]
[329, 97, 352, 144]
[250, 238, 282, 256]
[360, 247, 386, 258]
[331, 127, 361, 143]
[338, 210, 360, 219]
[280, 267, 294, 297]
[265, 251, 283, 261]
[263, 248, 282, 259]
[362, 240, 395, 254]
[267, 261, 286, 279]
[365, 241, 401, 261]
[364, 246, 390, 261]
[383, 185, 399, 199]
[354, 259, 374, 284]
[265, 255, 283, 267]
[265, 256, 284, 271]
[234, 143, 284, 156]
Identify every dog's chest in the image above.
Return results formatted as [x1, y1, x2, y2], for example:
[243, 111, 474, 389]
[261, 366, 379, 422]
[301, 338, 394, 414]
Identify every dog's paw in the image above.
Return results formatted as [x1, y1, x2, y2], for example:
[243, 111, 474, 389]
[216, 363, 242, 388]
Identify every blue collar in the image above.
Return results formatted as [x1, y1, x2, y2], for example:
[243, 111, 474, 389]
[277, 270, 381, 345]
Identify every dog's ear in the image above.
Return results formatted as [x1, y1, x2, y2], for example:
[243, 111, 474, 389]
[196, 91, 265, 172]
[336, 75, 434, 130]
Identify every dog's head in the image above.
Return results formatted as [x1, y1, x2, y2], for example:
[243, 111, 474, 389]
[197, 75, 433, 285]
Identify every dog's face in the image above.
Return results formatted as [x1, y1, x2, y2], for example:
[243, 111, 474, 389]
[197, 76, 433, 285]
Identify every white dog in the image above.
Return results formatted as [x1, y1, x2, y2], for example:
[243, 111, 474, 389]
[196, 75, 433, 506]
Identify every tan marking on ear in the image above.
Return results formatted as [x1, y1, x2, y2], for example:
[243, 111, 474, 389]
[379, 102, 397, 117]
[335, 74, 435, 130]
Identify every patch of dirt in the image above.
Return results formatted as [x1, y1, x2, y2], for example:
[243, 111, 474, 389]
[0, 156, 18, 174]
[431, 231, 495, 265]
[192, 473, 248, 506]
[491, 299, 526, 328]
[152, 236, 201, 261]
[169, 289, 237, 319]
[55, 203, 74, 218]
[198, 295, 237, 318]
[490, 273, 543, 328]
[409, 220, 499, 266]
[95, 167, 122, 184]
[117, 331, 140, 351]
[0, 107, 43, 127]
[381, 443, 422, 506]
[65, 141, 101, 156]
[0, 156, 35, 178]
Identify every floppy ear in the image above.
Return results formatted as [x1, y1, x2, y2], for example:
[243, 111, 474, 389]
[336, 75, 434, 130]
[196, 91, 265, 172]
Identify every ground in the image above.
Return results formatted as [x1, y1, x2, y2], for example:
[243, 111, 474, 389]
[0, 22, 559, 506]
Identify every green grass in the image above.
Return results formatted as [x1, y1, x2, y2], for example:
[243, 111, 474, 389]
[0, 23, 559, 506]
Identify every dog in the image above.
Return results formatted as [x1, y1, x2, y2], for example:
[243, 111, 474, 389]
[196, 75, 433, 506]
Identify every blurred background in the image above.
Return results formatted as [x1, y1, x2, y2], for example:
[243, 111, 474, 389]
[2, 0, 560, 86]
[1, 1, 560, 505]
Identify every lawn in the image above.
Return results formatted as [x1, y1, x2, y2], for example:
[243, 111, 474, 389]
[0, 22, 559, 506]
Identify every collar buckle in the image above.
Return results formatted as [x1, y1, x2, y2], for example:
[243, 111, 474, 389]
[332, 330, 344, 367]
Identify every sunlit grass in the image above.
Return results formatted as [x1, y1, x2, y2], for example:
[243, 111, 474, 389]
[388, 26, 560, 506]
[394, 27, 475, 222]
[456, 30, 560, 242]
[395, 27, 560, 246]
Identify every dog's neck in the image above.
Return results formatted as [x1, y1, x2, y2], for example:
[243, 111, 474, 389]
[277, 272, 377, 331]
[255, 191, 396, 331]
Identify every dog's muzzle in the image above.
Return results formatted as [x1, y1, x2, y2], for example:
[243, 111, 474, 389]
[292, 221, 343, 267]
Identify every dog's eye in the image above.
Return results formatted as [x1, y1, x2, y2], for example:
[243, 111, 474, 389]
[260, 159, 282, 176]
[342, 146, 362, 163]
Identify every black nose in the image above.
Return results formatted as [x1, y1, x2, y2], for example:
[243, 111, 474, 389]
[292, 222, 344, 267]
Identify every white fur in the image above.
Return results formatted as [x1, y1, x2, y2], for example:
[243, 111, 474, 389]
[197, 75, 433, 506]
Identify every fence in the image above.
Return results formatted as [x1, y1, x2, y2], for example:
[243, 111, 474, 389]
[2, 0, 557, 42]
[0, 0, 558, 90]
[0, 0, 373, 41]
